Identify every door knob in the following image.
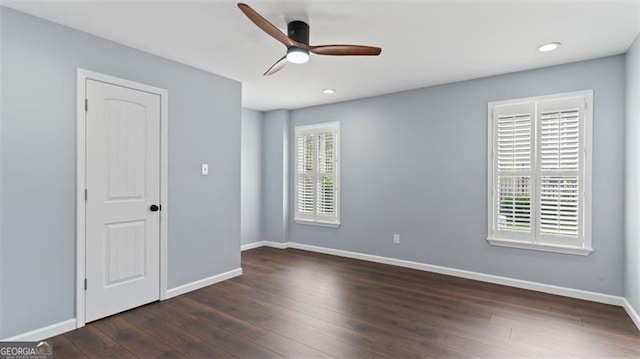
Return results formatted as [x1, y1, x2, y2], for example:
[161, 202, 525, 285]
[150, 204, 160, 212]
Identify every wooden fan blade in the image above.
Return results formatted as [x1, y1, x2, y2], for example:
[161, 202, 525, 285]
[238, 3, 301, 48]
[309, 45, 382, 56]
[264, 56, 289, 76]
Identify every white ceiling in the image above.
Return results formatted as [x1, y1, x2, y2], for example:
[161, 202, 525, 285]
[3, 1, 640, 111]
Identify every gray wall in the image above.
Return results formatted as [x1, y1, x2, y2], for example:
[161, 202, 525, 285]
[241, 108, 263, 245]
[283, 56, 625, 296]
[0, 7, 241, 338]
[262, 110, 290, 243]
[626, 34, 640, 314]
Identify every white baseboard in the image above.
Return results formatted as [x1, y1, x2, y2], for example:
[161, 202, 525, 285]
[1, 319, 77, 342]
[622, 298, 640, 331]
[165, 268, 243, 299]
[242, 240, 288, 251]
[262, 241, 289, 249]
[247, 241, 625, 307]
[241, 241, 267, 251]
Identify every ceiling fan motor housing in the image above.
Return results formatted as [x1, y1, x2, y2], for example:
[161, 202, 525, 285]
[288, 20, 309, 46]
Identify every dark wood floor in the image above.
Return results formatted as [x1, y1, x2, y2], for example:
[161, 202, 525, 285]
[50, 247, 640, 358]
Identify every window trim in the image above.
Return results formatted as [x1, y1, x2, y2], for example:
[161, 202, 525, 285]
[487, 90, 593, 256]
[293, 121, 341, 227]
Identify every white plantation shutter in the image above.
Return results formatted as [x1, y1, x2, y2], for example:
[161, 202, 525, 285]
[493, 102, 534, 241]
[488, 91, 592, 255]
[537, 98, 585, 244]
[297, 134, 314, 214]
[297, 176, 314, 214]
[294, 122, 340, 226]
[539, 177, 578, 237]
[497, 176, 531, 233]
[497, 114, 532, 172]
[317, 132, 336, 216]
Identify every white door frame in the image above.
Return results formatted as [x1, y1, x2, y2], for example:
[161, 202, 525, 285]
[76, 69, 169, 328]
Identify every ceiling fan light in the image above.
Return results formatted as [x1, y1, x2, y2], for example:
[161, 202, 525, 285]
[286, 47, 309, 64]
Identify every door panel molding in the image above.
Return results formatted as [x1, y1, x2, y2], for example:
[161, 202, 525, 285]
[76, 69, 168, 328]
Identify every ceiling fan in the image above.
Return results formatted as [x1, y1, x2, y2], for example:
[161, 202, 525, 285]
[237, 3, 382, 76]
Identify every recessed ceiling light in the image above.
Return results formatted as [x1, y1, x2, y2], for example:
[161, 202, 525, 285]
[537, 42, 561, 53]
[322, 89, 336, 95]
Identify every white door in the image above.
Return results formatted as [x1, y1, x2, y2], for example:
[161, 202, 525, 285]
[85, 79, 161, 323]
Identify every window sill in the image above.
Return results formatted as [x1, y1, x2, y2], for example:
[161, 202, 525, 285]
[294, 218, 341, 228]
[486, 237, 593, 256]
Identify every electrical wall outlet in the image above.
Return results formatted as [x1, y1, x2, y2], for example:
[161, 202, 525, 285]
[393, 234, 400, 245]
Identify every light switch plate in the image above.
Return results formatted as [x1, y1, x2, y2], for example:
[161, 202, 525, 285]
[201, 163, 209, 176]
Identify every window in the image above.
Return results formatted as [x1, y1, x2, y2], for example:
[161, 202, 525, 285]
[294, 122, 340, 227]
[487, 90, 593, 255]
